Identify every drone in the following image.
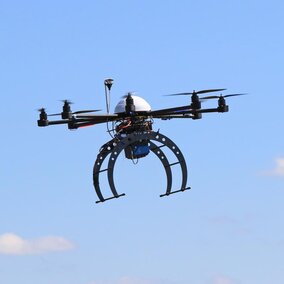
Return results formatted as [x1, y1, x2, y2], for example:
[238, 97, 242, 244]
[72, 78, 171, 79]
[37, 79, 243, 203]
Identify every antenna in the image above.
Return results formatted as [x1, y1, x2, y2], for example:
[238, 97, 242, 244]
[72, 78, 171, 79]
[104, 78, 114, 138]
[104, 78, 113, 114]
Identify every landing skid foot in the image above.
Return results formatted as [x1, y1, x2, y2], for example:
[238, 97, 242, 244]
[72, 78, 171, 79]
[160, 187, 191, 198]
[95, 193, 126, 204]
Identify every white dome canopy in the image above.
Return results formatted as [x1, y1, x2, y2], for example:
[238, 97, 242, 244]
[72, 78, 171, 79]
[114, 95, 151, 114]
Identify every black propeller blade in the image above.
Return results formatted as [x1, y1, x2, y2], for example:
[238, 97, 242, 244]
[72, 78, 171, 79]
[121, 92, 137, 99]
[73, 109, 101, 114]
[166, 88, 226, 96]
[46, 99, 101, 117]
[48, 109, 101, 117]
[200, 93, 247, 100]
[60, 99, 73, 104]
[37, 108, 48, 121]
[48, 113, 61, 117]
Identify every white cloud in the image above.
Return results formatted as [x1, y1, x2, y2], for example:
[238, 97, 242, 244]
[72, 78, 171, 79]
[0, 233, 75, 255]
[264, 157, 284, 176]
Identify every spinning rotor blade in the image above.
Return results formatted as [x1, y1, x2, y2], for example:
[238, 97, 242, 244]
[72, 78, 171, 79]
[48, 109, 101, 117]
[150, 105, 193, 116]
[73, 109, 101, 114]
[37, 108, 48, 121]
[75, 114, 119, 125]
[222, 93, 247, 98]
[166, 88, 226, 96]
[60, 99, 73, 104]
[201, 93, 247, 100]
[48, 113, 61, 117]
[121, 92, 137, 98]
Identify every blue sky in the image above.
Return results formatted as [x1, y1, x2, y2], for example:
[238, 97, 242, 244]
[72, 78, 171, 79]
[1, 0, 284, 283]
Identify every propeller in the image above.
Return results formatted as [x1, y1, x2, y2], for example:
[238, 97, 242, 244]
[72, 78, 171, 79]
[48, 109, 101, 117]
[166, 88, 227, 96]
[48, 113, 62, 117]
[37, 108, 48, 121]
[200, 93, 247, 100]
[200, 93, 247, 112]
[121, 92, 137, 99]
[60, 99, 73, 104]
[47, 99, 101, 117]
[166, 89, 227, 110]
[73, 109, 101, 114]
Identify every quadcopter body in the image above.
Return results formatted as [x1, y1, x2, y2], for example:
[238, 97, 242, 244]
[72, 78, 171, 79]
[37, 79, 243, 203]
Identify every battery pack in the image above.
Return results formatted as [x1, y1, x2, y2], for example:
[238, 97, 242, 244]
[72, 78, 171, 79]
[124, 141, 150, 159]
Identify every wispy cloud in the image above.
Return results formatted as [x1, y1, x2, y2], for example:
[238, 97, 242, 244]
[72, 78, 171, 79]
[0, 233, 75, 255]
[213, 275, 237, 284]
[263, 157, 284, 176]
[210, 216, 238, 226]
[88, 277, 175, 284]
[118, 277, 174, 284]
[88, 276, 238, 284]
[209, 215, 251, 236]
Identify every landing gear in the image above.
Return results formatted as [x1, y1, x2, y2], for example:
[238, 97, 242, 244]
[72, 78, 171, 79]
[93, 131, 190, 203]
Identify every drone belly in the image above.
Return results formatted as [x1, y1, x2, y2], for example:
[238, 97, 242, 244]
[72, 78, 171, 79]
[124, 140, 150, 159]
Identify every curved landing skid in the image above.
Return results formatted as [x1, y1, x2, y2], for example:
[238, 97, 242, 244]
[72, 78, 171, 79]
[93, 131, 190, 203]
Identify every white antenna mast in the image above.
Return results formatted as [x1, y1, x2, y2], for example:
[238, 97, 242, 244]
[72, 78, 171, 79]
[104, 78, 113, 114]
